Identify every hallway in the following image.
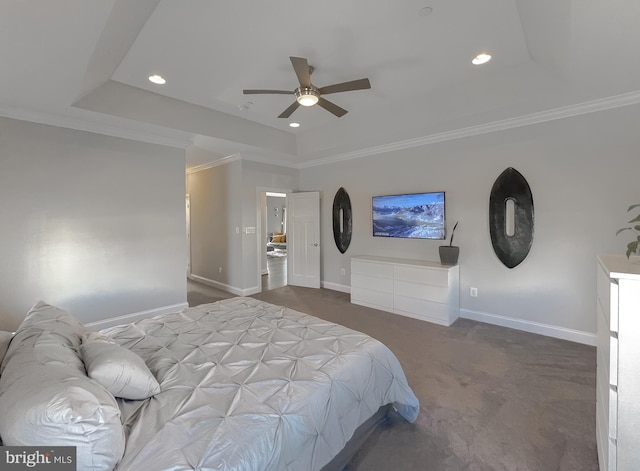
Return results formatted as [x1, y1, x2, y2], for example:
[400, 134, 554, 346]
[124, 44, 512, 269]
[187, 253, 287, 307]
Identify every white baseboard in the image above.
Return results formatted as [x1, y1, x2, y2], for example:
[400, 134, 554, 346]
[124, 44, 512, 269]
[191, 274, 348, 297]
[322, 281, 351, 294]
[243, 286, 261, 296]
[190, 277, 595, 346]
[460, 308, 596, 346]
[85, 302, 188, 330]
[188, 274, 259, 297]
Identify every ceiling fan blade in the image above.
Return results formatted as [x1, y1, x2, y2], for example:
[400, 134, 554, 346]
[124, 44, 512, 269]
[317, 97, 348, 117]
[318, 78, 371, 95]
[290, 56, 312, 88]
[243, 89, 292, 95]
[278, 101, 301, 118]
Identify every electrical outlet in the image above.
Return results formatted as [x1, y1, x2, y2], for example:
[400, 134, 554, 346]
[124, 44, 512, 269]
[219, 267, 222, 273]
[470, 287, 478, 297]
[340, 268, 346, 276]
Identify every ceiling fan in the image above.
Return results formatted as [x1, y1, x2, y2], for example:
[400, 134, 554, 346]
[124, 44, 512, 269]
[243, 56, 371, 118]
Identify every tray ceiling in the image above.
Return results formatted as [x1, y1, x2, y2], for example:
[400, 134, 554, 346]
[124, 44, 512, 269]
[1, 0, 639, 168]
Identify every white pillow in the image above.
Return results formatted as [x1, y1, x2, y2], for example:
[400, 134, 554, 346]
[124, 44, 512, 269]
[81, 332, 161, 400]
[0, 301, 125, 471]
[0, 330, 14, 366]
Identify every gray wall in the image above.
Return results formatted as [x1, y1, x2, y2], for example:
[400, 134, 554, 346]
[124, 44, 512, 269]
[299, 103, 640, 342]
[266, 195, 286, 235]
[187, 158, 243, 291]
[0, 117, 187, 330]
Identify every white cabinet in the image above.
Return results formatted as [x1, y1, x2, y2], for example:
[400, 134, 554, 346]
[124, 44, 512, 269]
[596, 255, 640, 471]
[351, 255, 459, 326]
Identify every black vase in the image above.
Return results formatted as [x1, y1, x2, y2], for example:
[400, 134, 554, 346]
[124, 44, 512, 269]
[439, 246, 460, 265]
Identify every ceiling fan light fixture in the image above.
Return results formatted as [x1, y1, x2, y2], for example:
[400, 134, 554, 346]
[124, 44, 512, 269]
[295, 87, 319, 106]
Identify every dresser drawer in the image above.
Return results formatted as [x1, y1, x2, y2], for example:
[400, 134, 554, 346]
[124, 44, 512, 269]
[395, 265, 447, 286]
[596, 380, 609, 471]
[597, 264, 611, 320]
[609, 385, 618, 441]
[395, 279, 448, 303]
[394, 296, 451, 325]
[597, 302, 610, 382]
[351, 272, 393, 294]
[351, 287, 394, 310]
[610, 334, 618, 388]
[608, 438, 617, 471]
[351, 260, 394, 278]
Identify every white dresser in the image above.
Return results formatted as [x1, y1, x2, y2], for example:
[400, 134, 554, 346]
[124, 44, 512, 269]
[351, 255, 459, 326]
[596, 255, 640, 471]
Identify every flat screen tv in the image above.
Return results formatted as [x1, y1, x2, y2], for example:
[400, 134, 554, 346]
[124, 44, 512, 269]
[372, 191, 445, 239]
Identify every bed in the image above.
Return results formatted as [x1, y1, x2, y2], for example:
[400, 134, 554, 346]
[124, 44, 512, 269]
[0, 297, 419, 471]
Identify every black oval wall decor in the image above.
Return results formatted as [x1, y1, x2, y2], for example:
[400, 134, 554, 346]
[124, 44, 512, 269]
[332, 187, 353, 254]
[489, 167, 534, 268]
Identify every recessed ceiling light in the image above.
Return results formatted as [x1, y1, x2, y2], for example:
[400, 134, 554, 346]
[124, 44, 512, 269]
[472, 53, 492, 65]
[418, 6, 433, 16]
[289, 122, 300, 128]
[148, 74, 166, 85]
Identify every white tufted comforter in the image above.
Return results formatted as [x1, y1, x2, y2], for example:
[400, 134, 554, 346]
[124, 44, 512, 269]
[104, 297, 419, 471]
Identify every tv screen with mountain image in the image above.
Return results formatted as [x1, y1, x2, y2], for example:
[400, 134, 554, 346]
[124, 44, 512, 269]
[372, 191, 445, 239]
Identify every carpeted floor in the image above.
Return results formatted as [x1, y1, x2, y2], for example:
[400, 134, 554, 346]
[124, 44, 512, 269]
[188, 281, 599, 471]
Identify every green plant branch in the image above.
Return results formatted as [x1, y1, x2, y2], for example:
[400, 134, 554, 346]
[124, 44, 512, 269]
[449, 221, 458, 246]
[617, 204, 640, 258]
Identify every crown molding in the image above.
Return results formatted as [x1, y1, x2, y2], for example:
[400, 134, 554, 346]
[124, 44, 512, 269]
[297, 90, 640, 169]
[238, 153, 301, 169]
[187, 152, 302, 173]
[186, 153, 242, 174]
[4, 89, 640, 170]
[0, 106, 193, 149]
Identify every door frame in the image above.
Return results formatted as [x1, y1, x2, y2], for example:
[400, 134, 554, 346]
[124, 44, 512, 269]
[255, 186, 292, 294]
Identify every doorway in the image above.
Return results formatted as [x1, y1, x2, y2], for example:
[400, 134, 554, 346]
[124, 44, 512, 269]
[260, 190, 288, 291]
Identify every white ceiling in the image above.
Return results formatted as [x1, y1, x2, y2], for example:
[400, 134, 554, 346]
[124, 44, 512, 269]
[2, 0, 640, 169]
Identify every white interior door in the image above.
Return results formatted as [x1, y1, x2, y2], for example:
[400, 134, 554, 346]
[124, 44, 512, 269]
[287, 192, 320, 288]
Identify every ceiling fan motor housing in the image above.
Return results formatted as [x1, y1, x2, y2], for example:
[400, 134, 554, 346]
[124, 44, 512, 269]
[295, 87, 320, 106]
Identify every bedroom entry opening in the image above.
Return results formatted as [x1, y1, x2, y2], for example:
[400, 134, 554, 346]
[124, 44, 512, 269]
[263, 191, 287, 291]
